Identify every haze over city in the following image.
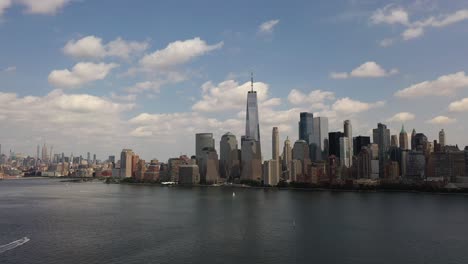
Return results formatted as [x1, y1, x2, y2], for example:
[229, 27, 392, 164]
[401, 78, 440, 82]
[1, 0, 468, 161]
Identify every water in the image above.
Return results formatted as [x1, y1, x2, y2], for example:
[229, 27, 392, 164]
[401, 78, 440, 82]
[1, 179, 467, 264]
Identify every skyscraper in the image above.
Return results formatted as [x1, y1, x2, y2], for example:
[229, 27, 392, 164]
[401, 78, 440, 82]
[272, 127, 279, 161]
[411, 129, 417, 150]
[344, 120, 353, 166]
[282, 136, 292, 180]
[195, 133, 215, 159]
[311, 117, 329, 161]
[120, 149, 134, 178]
[399, 125, 409, 150]
[219, 132, 240, 179]
[439, 129, 446, 147]
[245, 73, 260, 143]
[391, 135, 398, 147]
[241, 75, 262, 181]
[329, 132, 344, 157]
[299, 112, 314, 143]
[354, 136, 371, 156]
[373, 123, 390, 178]
[340, 137, 350, 168]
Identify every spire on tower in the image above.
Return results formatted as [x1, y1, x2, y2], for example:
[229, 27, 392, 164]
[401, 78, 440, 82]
[250, 72, 254, 92]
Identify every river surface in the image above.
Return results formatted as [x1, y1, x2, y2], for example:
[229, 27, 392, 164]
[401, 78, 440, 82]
[0, 178, 467, 264]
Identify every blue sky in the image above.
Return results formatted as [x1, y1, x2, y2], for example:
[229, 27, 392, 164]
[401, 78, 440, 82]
[1, 0, 468, 161]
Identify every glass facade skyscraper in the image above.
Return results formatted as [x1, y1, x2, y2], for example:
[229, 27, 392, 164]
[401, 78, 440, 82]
[299, 112, 314, 143]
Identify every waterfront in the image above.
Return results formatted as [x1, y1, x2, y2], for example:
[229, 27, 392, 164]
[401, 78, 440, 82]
[1, 179, 468, 264]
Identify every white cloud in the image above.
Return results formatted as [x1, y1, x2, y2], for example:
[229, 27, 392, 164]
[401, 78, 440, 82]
[125, 71, 186, 93]
[387, 112, 416, 122]
[63, 35, 148, 59]
[139, 37, 223, 70]
[426, 116, 456, 125]
[258, 19, 280, 34]
[17, 0, 70, 15]
[192, 80, 272, 112]
[402, 27, 424, 40]
[332, 98, 385, 113]
[395, 71, 468, 98]
[48, 62, 119, 88]
[370, 5, 410, 25]
[331, 61, 398, 79]
[372, 6, 468, 42]
[287, 89, 335, 109]
[448, 98, 468, 112]
[0, 0, 12, 17]
[0, 90, 134, 157]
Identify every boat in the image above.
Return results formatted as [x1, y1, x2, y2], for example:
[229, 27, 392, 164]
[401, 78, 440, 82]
[232, 192, 236, 197]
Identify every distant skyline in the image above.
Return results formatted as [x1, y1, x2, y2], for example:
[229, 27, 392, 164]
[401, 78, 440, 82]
[1, 0, 468, 160]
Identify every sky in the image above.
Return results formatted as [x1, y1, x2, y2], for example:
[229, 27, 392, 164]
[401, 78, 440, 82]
[1, 0, 468, 161]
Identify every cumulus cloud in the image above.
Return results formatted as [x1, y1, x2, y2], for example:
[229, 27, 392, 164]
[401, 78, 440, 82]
[372, 6, 468, 42]
[63, 35, 149, 59]
[17, 0, 70, 15]
[0, 90, 134, 157]
[332, 98, 385, 114]
[139, 37, 223, 70]
[192, 80, 272, 112]
[370, 5, 409, 25]
[448, 98, 468, 112]
[48, 62, 119, 88]
[395, 71, 468, 98]
[258, 19, 280, 34]
[426, 116, 456, 125]
[387, 112, 416, 122]
[330, 61, 398, 79]
[287, 89, 335, 109]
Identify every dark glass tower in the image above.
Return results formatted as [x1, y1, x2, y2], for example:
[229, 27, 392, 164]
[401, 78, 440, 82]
[298, 112, 314, 143]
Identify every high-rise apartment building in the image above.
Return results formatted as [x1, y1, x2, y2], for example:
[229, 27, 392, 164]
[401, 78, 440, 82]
[329, 132, 344, 158]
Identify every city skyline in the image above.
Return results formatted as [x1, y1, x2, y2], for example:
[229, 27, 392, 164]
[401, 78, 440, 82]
[1, 0, 468, 161]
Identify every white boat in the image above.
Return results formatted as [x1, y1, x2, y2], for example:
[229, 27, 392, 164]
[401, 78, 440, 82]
[0, 237, 30, 254]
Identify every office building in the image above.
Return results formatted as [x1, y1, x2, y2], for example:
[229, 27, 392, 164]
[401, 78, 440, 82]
[373, 123, 390, 178]
[310, 117, 329, 161]
[329, 132, 344, 158]
[343, 120, 353, 166]
[282, 137, 292, 181]
[439, 129, 446, 148]
[399, 125, 409, 150]
[299, 112, 314, 143]
[219, 132, 240, 180]
[391, 135, 398, 147]
[120, 149, 134, 178]
[354, 136, 371, 156]
[179, 165, 200, 184]
[340, 137, 350, 168]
